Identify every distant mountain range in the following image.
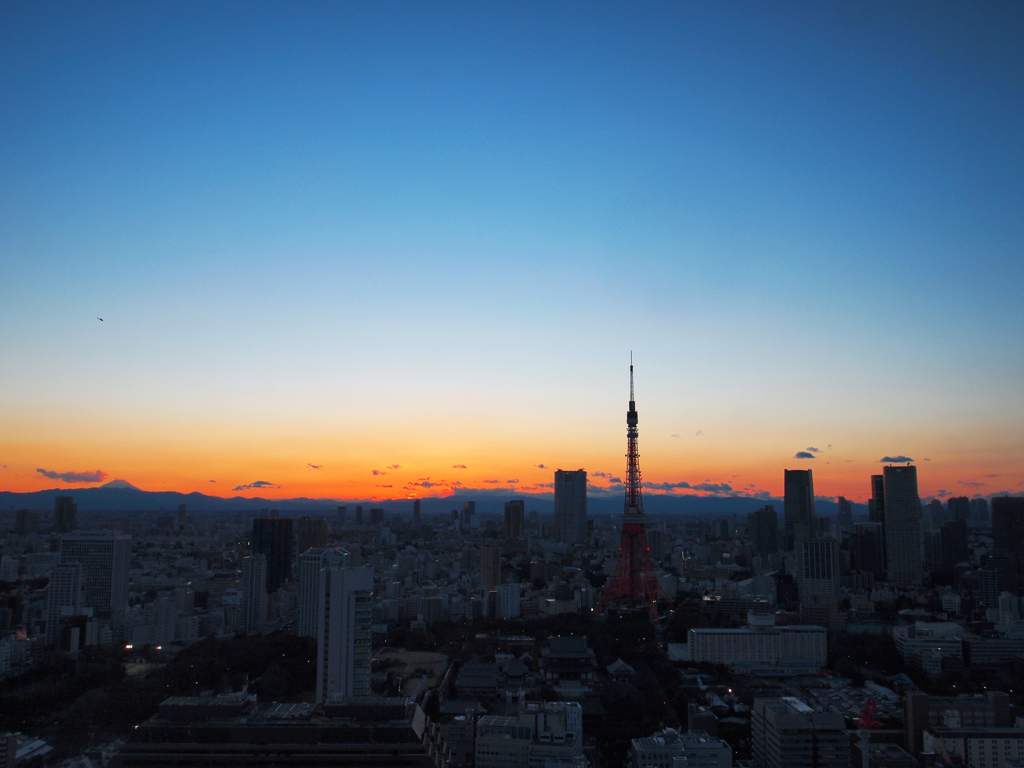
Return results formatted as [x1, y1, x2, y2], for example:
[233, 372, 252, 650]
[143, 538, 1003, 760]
[0, 481, 862, 519]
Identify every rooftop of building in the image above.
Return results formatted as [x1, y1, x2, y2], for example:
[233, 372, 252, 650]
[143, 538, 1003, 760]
[632, 729, 727, 750]
[542, 636, 595, 659]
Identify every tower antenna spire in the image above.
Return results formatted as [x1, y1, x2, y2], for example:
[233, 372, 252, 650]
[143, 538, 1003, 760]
[597, 357, 668, 617]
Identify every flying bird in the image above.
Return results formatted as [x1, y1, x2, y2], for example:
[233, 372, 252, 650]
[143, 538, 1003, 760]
[97, 317, 103, 321]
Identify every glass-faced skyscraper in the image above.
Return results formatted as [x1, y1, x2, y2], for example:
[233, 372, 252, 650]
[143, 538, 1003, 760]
[252, 517, 294, 593]
[54, 496, 78, 534]
[748, 505, 779, 557]
[883, 464, 923, 585]
[783, 469, 815, 548]
[554, 469, 587, 544]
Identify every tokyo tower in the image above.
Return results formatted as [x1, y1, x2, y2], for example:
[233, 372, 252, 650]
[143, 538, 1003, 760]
[597, 359, 668, 616]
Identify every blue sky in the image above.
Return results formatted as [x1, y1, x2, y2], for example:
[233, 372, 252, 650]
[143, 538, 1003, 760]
[1, 2, 1022, 500]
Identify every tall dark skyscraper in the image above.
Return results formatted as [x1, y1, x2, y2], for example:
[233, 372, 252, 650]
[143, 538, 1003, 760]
[992, 497, 1024, 595]
[748, 505, 779, 557]
[948, 496, 971, 522]
[883, 464, 922, 585]
[783, 469, 814, 548]
[504, 500, 525, 540]
[970, 497, 990, 524]
[837, 496, 852, 529]
[868, 475, 885, 522]
[54, 496, 78, 534]
[460, 501, 475, 531]
[412, 499, 421, 528]
[296, 516, 328, 557]
[553, 469, 587, 544]
[252, 517, 294, 593]
[868, 474, 887, 567]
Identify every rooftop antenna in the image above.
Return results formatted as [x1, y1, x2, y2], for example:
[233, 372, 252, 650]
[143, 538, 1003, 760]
[630, 352, 634, 404]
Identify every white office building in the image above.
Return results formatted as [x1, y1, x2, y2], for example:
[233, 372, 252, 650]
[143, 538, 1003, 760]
[496, 584, 521, 620]
[316, 566, 374, 703]
[46, 563, 83, 646]
[923, 727, 1024, 768]
[297, 546, 350, 638]
[687, 613, 826, 672]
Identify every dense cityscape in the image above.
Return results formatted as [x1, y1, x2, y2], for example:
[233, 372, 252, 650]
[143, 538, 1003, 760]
[2, 370, 1023, 768]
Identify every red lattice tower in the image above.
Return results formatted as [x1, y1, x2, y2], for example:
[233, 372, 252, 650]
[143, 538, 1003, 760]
[598, 359, 668, 617]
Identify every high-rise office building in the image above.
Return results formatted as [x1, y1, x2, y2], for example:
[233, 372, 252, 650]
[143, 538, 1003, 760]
[242, 554, 267, 634]
[783, 470, 814, 548]
[461, 501, 475, 531]
[869, 475, 885, 522]
[992, 497, 1024, 595]
[748, 505, 779, 557]
[504, 500, 525, 540]
[59, 531, 130, 614]
[354, 506, 363, 524]
[554, 469, 587, 544]
[412, 499, 421, 528]
[316, 566, 374, 703]
[297, 546, 350, 638]
[868, 474, 887, 566]
[948, 496, 971, 522]
[46, 563, 83, 645]
[295, 517, 328, 558]
[883, 464, 923, 585]
[251, 517, 294, 593]
[837, 497, 852, 529]
[496, 584, 521, 619]
[925, 499, 946, 529]
[480, 546, 502, 588]
[369, 508, 384, 526]
[336, 506, 347, 526]
[177, 504, 187, 530]
[971, 497, 990, 524]
[798, 538, 839, 600]
[54, 496, 78, 533]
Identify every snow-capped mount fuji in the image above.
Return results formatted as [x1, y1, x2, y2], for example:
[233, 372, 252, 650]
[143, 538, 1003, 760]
[100, 479, 143, 491]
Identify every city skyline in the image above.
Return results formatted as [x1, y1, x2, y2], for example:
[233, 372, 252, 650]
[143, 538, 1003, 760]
[2, 4, 1022, 504]
[1, 361, 1018, 504]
